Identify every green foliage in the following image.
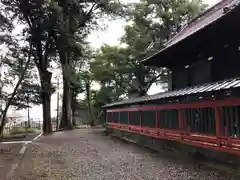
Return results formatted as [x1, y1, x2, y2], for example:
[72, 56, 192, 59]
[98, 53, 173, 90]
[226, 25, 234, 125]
[12, 82, 42, 110]
[0, 36, 44, 110]
[90, 45, 130, 85]
[121, 0, 206, 94]
[92, 86, 119, 107]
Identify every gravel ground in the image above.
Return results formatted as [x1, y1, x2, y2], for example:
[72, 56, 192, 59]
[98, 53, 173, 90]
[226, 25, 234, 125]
[12, 128, 238, 180]
[0, 143, 22, 179]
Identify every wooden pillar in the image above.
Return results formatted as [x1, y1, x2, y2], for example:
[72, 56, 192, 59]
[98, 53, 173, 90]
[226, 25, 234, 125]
[155, 111, 159, 128]
[111, 112, 113, 123]
[178, 109, 183, 130]
[118, 112, 120, 124]
[214, 107, 221, 137]
[139, 111, 142, 127]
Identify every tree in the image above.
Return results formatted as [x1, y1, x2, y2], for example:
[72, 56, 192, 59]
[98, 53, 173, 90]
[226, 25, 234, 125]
[70, 70, 86, 127]
[12, 82, 42, 110]
[50, 0, 94, 129]
[90, 0, 206, 101]
[92, 86, 117, 124]
[1, 38, 43, 111]
[2, 0, 58, 134]
[90, 45, 130, 98]
[51, 0, 125, 129]
[121, 0, 206, 96]
[13, 82, 42, 128]
[0, 40, 33, 135]
[0, 19, 50, 132]
[70, 69, 96, 126]
[0, 12, 34, 133]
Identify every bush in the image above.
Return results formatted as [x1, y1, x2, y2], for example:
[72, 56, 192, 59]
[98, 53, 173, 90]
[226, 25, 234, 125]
[10, 127, 37, 135]
[25, 128, 38, 133]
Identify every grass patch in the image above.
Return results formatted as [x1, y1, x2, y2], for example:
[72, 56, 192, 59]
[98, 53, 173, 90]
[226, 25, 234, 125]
[10, 127, 38, 135]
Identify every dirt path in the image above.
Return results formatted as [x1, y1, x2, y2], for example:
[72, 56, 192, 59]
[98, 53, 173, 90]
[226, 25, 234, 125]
[12, 128, 237, 180]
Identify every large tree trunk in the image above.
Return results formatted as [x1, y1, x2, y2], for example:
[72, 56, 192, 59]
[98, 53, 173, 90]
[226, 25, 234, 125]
[60, 79, 73, 129]
[86, 81, 94, 126]
[71, 92, 77, 127]
[40, 71, 52, 134]
[59, 52, 73, 130]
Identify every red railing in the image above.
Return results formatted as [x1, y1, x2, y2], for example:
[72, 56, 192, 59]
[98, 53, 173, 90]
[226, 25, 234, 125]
[107, 97, 240, 155]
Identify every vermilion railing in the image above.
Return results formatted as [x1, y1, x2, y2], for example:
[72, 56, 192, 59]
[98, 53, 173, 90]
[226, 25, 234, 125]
[106, 98, 240, 155]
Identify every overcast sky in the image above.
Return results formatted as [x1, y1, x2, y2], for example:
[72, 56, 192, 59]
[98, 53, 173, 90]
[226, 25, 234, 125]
[7, 0, 221, 120]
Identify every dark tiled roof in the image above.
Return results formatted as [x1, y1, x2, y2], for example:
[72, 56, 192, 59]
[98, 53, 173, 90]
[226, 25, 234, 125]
[142, 0, 240, 65]
[103, 78, 240, 108]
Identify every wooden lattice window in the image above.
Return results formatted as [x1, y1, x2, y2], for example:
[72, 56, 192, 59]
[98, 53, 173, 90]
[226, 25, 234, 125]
[112, 112, 119, 123]
[183, 107, 216, 134]
[107, 112, 112, 122]
[119, 111, 128, 124]
[141, 111, 156, 128]
[129, 111, 140, 126]
[158, 109, 179, 130]
[221, 106, 240, 138]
